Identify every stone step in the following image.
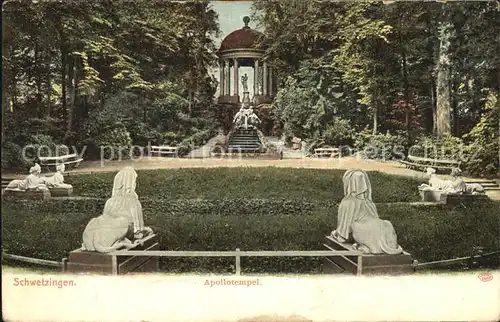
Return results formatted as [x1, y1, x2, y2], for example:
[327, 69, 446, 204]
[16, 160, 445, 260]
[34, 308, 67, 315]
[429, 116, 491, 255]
[231, 136, 258, 140]
[228, 143, 262, 147]
[229, 141, 261, 145]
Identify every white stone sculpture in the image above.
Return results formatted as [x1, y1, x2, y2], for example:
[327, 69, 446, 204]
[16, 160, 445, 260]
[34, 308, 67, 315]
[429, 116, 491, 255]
[233, 107, 245, 128]
[103, 167, 153, 239]
[331, 169, 403, 255]
[418, 167, 479, 195]
[247, 108, 261, 127]
[5, 163, 48, 191]
[450, 167, 485, 194]
[82, 215, 141, 253]
[45, 164, 73, 189]
[80, 167, 153, 253]
[241, 73, 249, 93]
[418, 167, 458, 193]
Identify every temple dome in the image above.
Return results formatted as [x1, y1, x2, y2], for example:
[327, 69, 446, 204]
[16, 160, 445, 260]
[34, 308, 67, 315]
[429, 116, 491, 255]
[219, 16, 265, 52]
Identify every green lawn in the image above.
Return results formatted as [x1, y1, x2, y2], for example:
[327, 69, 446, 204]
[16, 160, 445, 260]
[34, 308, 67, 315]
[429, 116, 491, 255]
[65, 167, 422, 203]
[2, 167, 499, 274]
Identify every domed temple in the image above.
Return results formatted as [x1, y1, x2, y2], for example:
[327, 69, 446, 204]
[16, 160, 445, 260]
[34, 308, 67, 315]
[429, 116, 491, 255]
[217, 16, 275, 106]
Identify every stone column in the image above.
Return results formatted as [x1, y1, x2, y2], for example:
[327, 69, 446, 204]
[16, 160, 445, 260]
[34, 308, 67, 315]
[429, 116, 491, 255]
[233, 58, 239, 98]
[219, 61, 224, 96]
[254, 59, 260, 97]
[269, 66, 273, 96]
[224, 59, 230, 96]
[263, 62, 268, 96]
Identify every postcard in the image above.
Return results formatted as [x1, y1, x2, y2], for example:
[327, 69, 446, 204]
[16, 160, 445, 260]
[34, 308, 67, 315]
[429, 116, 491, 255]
[2, 0, 499, 321]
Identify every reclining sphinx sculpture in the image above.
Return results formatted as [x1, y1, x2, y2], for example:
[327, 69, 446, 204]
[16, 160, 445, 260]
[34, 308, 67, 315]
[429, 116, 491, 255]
[5, 163, 49, 192]
[331, 169, 403, 255]
[419, 167, 485, 195]
[82, 167, 153, 253]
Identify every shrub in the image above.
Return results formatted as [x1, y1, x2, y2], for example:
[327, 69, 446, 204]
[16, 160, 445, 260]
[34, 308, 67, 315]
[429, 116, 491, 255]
[12, 134, 70, 166]
[410, 135, 470, 163]
[2, 198, 499, 274]
[463, 91, 500, 177]
[354, 130, 408, 161]
[177, 128, 217, 156]
[95, 124, 133, 160]
[323, 117, 355, 147]
[1, 141, 26, 170]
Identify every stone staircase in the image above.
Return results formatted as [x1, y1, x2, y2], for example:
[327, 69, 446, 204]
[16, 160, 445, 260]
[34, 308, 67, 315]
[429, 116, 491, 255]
[464, 179, 500, 191]
[227, 128, 264, 153]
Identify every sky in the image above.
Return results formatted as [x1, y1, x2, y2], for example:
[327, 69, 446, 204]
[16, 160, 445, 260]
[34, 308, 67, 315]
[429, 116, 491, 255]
[209, 1, 260, 97]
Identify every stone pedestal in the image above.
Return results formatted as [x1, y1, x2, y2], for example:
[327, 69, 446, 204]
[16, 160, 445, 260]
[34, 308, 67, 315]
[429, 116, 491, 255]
[66, 234, 159, 275]
[419, 189, 444, 202]
[323, 236, 415, 276]
[50, 187, 73, 197]
[2, 189, 51, 200]
[441, 193, 489, 205]
[242, 92, 251, 105]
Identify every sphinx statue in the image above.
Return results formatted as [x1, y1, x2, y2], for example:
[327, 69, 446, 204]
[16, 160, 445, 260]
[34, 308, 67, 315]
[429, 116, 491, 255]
[5, 163, 48, 191]
[331, 169, 403, 255]
[418, 167, 458, 193]
[103, 167, 153, 239]
[450, 168, 485, 194]
[80, 167, 153, 253]
[82, 214, 140, 253]
[45, 164, 73, 189]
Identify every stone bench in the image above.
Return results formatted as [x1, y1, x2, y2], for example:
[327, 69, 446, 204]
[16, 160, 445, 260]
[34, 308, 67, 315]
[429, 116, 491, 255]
[314, 148, 340, 158]
[66, 234, 159, 275]
[322, 236, 415, 275]
[150, 146, 178, 157]
[399, 155, 460, 173]
[39, 153, 83, 171]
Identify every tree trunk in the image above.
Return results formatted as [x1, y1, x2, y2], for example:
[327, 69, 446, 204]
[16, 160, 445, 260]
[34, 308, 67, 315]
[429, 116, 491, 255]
[435, 20, 453, 139]
[46, 54, 52, 117]
[372, 102, 378, 135]
[61, 46, 68, 124]
[66, 54, 76, 140]
[451, 78, 459, 136]
[2, 18, 12, 143]
[35, 42, 43, 116]
[430, 81, 437, 135]
[399, 31, 410, 135]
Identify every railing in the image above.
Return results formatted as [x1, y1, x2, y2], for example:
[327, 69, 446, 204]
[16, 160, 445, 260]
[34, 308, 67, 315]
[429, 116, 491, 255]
[3, 253, 67, 272]
[108, 249, 365, 276]
[5, 249, 498, 275]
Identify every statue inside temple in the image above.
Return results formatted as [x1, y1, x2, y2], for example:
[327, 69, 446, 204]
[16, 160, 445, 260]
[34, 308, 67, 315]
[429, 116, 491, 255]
[80, 167, 153, 253]
[5, 163, 48, 191]
[241, 73, 249, 93]
[331, 169, 403, 255]
[45, 164, 73, 190]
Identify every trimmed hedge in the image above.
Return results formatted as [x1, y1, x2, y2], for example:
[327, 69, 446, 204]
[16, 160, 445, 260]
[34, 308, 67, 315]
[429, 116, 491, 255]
[2, 198, 499, 274]
[66, 168, 422, 203]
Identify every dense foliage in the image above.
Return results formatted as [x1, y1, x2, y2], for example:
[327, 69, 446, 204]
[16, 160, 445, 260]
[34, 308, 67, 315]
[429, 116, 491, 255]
[253, 1, 500, 176]
[2, 0, 220, 166]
